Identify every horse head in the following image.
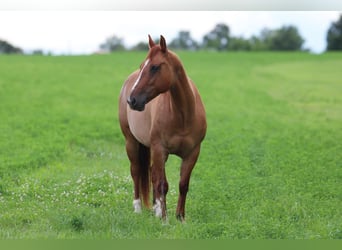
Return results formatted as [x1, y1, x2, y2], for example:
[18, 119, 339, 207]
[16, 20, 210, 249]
[127, 35, 175, 111]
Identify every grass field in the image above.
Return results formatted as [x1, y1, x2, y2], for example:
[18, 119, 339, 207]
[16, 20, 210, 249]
[0, 51, 341, 239]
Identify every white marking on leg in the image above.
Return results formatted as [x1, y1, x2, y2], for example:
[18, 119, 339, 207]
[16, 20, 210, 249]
[133, 199, 142, 213]
[153, 198, 163, 218]
[131, 59, 150, 92]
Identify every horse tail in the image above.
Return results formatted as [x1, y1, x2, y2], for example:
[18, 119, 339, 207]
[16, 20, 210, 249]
[138, 143, 151, 208]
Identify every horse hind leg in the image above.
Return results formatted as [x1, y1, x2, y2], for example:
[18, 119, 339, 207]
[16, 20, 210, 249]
[127, 139, 142, 213]
[176, 145, 201, 221]
[137, 143, 151, 208]
[126, 139, 151, 213]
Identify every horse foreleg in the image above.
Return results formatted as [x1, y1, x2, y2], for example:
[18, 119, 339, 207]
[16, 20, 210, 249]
[151, 146, 169, 219]
[176, 145, 201, 221]
[125, 138, 142, 213]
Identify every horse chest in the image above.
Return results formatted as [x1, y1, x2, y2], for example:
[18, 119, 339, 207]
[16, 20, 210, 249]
[168, 134, 200, 158]
[127, 109, 152, 147]
[152, 110, 203, 156]
[156, 126, 196, 156]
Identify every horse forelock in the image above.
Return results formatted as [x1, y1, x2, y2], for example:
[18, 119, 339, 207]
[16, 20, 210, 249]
[147, 47, 182, 68]
[148, 45, 163, 59]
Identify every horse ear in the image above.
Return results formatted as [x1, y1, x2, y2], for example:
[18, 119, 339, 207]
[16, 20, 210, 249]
[160, 35, 167, 53]
[148, 34, 155, 49]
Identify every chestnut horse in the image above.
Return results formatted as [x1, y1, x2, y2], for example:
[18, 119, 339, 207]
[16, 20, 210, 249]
[119, 35, 206, 221]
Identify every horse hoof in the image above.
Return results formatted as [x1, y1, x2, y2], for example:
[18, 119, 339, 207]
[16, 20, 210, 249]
[153, 199, 163, 218]
[133, 199, 142, 213]
[176, 214, 186, 223]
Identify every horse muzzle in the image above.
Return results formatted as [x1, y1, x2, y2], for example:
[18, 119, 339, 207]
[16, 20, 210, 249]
[127, 95, 146, 111]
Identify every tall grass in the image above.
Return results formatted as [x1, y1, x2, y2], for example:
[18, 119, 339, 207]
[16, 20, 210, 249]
[0, 52, 341, 238]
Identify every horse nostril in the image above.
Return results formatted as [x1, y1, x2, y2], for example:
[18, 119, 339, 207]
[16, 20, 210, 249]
[127, 96, 136, 107]
[127, 95, 146, 111]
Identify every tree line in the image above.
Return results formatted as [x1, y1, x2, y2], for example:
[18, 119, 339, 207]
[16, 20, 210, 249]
[1, 14, 342, 55]
[99, 14, 342, 53]
[100, 24, 306, 52]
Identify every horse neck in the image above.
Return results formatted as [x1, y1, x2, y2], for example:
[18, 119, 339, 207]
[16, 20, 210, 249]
[169, 61, 196, 126]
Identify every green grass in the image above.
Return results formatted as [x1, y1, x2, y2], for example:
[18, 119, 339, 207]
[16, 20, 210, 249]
[0, 52, 341, 239]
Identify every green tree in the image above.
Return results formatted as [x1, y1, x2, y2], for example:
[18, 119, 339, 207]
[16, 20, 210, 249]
[32, 49, 44, 55]
[99, 35, 125, 52]
[269, 26, 304, 51]
[131, 42, 149, 51]
[258, 28, 275, 49]
[326, 14, 342, 51]
[202, 23, 230, 51]
[249, 35, 268, 51]
[169, 31, 198, 50]
[228, 37, 251, 51]
[0, 39, 23, 54]
[249, 26, 304, 51]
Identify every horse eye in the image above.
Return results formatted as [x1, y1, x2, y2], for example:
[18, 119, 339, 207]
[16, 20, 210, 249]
[150, 65, 160, 74]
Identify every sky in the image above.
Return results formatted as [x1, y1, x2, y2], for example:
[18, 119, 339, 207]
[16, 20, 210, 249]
[0, 11, 341, 54]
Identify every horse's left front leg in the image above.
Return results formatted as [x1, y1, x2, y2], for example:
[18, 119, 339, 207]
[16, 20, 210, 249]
[151, 145, 169, 219]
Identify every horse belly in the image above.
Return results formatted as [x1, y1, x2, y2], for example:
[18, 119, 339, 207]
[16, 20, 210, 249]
[127, 108, 151, 147]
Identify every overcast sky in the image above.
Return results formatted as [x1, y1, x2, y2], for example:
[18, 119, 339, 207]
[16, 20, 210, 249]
[0, 11, 340, 54]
